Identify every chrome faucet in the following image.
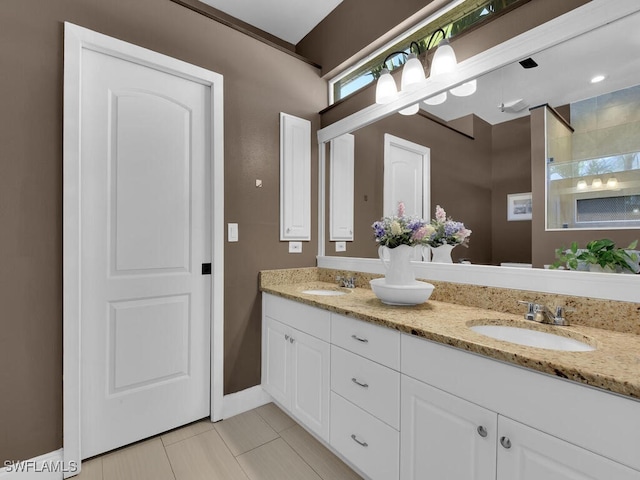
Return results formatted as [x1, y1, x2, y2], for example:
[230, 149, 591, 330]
[336, 275, 357, 288]
[518, 301, 570, 326]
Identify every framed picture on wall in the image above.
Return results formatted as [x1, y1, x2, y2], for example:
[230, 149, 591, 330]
[507, 192, 532, 221]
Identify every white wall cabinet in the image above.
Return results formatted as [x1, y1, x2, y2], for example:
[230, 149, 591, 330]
[280, 112, 311, 241]
[262, 295, 330, 440]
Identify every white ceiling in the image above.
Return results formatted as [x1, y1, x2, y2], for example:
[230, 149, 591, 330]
[200, 0, 343, 44]
[423, 8, 640, 125]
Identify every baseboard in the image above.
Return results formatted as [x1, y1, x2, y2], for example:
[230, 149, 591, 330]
[219, 385, 272, 420]
[0, 449, 71, 479]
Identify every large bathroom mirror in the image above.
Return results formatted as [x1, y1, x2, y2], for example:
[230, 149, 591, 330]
[318, 1, 640, 269]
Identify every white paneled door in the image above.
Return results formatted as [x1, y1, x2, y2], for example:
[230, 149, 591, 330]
[383, 134, 430, 219]
[79, 48, 211, 458]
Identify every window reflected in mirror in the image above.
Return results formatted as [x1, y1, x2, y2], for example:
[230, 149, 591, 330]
[546, 84, 640, 230]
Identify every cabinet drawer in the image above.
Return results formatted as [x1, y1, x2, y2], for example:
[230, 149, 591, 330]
[330, 392, 399, 480]
[264, 293, 330, 341]
[331, 345, 400, 429]
[331, 314, 400, 369]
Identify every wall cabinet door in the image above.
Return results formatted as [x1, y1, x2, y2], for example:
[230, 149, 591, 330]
[329, 133, 354, 241]
[280, 112, 310, 241]
[400, 375, 497, 480]
[497, 416, 640, 480]
[262, 316, 291, 410]
[290, 328, 330, 440]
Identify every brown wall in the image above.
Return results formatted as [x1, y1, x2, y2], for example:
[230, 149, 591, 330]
[300, 0, 589, 78]
[0, 0, 325, 463]
[297, 0, 439, 75]
[326, 113, 494, 264]
[531, 107, 640, 267]
[491, 116, 532, 264]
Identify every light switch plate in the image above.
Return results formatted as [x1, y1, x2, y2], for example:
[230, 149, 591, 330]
[288, 241, 302, 253]
[228, 223, 238, 242]
[335, 241, 347, 252]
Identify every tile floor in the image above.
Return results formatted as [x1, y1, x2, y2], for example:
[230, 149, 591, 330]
[76, 403, 362, 480]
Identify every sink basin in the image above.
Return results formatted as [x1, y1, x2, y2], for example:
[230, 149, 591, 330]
[301, 289, 350, 296]
[470, 325, 595, 352]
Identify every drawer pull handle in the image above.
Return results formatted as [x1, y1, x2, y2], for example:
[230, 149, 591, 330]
[351, 377, 369, 388]
[351, 334, 369, 343]
[351, 434, 368, 447]
[477, 425, 488, 438]
[500, 436, 512, 449]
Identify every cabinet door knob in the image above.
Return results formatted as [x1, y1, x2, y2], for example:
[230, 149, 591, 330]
[500, 436, 512, 449]
[351, 377, 369, 388]
[351, 434, 368, 447]
[477, 425, 488, 437]
[351, 334, 368, 343]
[285, 334, 289, 341]
[289, 337, 295, 344]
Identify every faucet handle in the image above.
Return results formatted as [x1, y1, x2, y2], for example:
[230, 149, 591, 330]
[553, 306, 574, 326]
[518, 301, 535, 321]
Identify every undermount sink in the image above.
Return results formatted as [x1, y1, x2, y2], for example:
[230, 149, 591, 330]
[301, 289, 350, 296]
[470, 325, 596, 352]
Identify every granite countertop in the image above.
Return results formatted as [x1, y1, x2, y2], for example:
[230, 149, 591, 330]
[261, 279, 640, 401]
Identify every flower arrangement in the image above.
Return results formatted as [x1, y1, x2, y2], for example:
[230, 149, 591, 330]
[372, 203, 472, 249]
[372, 202, 434, 248]
[427, 205, 472, 247]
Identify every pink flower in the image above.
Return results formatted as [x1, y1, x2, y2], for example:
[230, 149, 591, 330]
[397, 201, 405, 218]
[435, 205, 446, 223]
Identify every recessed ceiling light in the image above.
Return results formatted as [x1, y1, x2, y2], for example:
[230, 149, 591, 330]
[591, 75, 606, 83]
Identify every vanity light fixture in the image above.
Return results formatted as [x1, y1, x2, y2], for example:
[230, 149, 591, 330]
[375, 41, 425, 114]
[576, 180, 588, 190]
[592, 178, 603, 188]
[375, 28, 469, 113]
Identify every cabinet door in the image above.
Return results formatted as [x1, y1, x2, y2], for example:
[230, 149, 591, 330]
[279, 112, 310, 241]
[400, 375, 497, 480]
[329, 133, 354, 241]
[262, 316, 291, 410]
[290, 327, 330, 441]
[497, 416, 640, 480]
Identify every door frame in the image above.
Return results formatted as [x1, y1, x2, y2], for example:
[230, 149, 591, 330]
[62, 22, 224, 475]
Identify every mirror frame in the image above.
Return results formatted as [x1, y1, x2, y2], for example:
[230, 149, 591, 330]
[315, 0, 640, 302]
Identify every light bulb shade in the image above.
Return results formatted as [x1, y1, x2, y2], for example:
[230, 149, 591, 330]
[375, 68, 398, 104]
[423, 91, 447, 105]
[592, 178, 603, 188]
[401, 54, 425, 91]
[450, 79, 477, 97]
[399, 103, 420, 115]
[430, 39, 457, 77]
[607, 177, 618, 188]
[576, 180, 587, 190]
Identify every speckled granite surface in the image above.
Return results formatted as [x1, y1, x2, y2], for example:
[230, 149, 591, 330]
[259, 267, 640, 400]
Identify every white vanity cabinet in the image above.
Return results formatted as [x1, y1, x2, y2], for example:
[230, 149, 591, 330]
[262, 294, 330, 441]
[330, 314, 401, 480]
[401, 334, 640, 480]
[261, 293, 640, 480]
[400, 374, 497, 480]
[497, 416, 640, 480]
